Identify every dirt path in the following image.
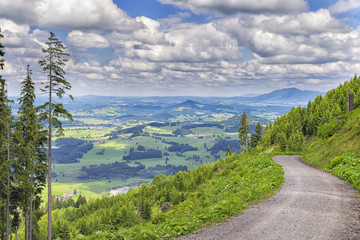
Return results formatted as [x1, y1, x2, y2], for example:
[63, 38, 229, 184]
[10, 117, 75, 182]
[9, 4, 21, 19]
[182, 155, 360, 240]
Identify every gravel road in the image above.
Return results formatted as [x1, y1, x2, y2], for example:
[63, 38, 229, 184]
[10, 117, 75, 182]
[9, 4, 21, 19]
[181, 155, 360, 240]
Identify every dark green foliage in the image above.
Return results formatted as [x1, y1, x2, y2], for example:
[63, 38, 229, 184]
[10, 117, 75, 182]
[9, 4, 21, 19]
[173, 128, 192, 136]
[137, 145, 146, 151]
[52, 219, 71, 240]
[251, 121, 263, 148]
[167, 143, 197, 153]
[123, 148, 162, 160]
[75, 195, 87, 208]
[208, 139, 240, 155]
[226, 146, 231, 156]
[141, 164, 188, 178]
[52, 138, 93, 164]
[0, 28, 10, 238]
[79, 162, 145, 180]
[14, 64, 48, 240]
[262, 105, 306, 151]
[238, 111, 250, 154]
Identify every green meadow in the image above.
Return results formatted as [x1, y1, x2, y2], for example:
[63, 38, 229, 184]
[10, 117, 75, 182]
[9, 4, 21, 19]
[51, 113, 240, 201]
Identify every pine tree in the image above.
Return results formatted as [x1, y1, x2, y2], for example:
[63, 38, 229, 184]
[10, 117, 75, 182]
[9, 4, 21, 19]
[15, 65, 47, 240]
[251, 121, 263, 148]
[0, 27, 12, 240]
[238, 111, 249, 155]
[226, 145, 231, 156]
[38, 32, 73, 240]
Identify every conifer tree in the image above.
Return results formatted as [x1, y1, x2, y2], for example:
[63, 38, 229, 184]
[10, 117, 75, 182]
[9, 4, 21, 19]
[38, 32, 73, 240]
[0, 27, 12, 240]
[226, 145, 231, 156]
[238, 111, 249, 155]
[251, 121, 263, 148]
[15, 65, 47, 240]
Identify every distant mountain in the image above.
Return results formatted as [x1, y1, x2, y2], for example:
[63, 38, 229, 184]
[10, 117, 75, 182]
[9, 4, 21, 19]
[249, 88, 323, 104]
[171, 100, 205, 109]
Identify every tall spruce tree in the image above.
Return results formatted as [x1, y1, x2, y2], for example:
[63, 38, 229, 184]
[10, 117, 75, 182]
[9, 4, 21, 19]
[0, 27, 12, 240]
[251, 121, 263, 148]
[238, 111, 249, 155]
[15, 65, 47, 240]
[38, 32, 73, 240]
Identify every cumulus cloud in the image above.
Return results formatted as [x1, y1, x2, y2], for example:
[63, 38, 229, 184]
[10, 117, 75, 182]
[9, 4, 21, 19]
[262, 9, 349, 35]
[126, 22, 240, 63]
[1, 0, 360, 96]
[0, 0, 142, 31]
[158, 0, 308, 15]
[329, 0, 360, 14]
[67, 31, 110, 48]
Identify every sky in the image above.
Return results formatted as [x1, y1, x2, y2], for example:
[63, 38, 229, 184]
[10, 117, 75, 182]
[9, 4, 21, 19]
[0, 0, 360, 97]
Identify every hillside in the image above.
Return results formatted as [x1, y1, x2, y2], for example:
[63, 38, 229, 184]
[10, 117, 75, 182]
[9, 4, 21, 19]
[25, 153, 284, 239]
[301, 107, 360, 191]
[262, 75, 360, 192]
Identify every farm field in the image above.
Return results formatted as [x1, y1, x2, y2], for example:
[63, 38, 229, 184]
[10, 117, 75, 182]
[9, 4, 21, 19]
[42, 92, 319, 201]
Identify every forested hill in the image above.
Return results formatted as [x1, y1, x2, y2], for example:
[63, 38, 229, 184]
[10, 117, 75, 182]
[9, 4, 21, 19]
[262, 74, 360, 192]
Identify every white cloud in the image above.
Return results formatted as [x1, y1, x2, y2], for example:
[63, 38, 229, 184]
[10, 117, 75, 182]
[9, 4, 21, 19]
[126, 23, 240, 63]
[67, 31, 109, 48]
[159, 0, 308, 15]
[329, 0, 360, 14]
[1, 0, 360, 96]
[0, 0, 142, 31]
[262, 9, 349, 35]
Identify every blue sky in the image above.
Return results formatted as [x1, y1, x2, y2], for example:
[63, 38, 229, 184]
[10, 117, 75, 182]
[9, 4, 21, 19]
[0, 0, 360, 96]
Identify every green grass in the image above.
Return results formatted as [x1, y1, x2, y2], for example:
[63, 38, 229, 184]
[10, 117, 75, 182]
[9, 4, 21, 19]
[32, 153, 284, 240]
[301, 107, 360, 192]
[301, 107, 360, 169]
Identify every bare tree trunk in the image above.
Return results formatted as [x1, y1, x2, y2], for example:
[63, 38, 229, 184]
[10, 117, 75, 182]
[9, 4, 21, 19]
[5, 107, 10, 240]
[25, 211, 28, 240]
[29, 174, 33, 240]
[47, 63, 52, 240]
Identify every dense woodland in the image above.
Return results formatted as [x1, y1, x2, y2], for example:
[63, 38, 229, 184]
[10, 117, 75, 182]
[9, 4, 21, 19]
[52, 138, 93, 164]
[122, 148, 163, 161]
[261, 75, 360, 151]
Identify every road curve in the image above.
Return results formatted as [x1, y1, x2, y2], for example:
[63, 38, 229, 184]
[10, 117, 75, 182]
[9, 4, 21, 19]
[182, 155, 360, 240]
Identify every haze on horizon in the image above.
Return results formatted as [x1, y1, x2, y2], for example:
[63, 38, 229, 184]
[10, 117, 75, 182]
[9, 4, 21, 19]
[0, 0, 360, 97]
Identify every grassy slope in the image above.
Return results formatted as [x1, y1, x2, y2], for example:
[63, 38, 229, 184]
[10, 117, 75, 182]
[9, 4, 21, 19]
[301, 107, 360, 191]
[28, 153, 284, 240]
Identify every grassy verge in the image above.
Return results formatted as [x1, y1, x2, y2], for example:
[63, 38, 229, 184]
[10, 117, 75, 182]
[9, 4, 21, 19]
[301, 108, 360, 192]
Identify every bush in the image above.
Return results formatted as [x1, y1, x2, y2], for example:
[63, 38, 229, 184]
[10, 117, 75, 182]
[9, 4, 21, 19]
[317, 121, 341, 138]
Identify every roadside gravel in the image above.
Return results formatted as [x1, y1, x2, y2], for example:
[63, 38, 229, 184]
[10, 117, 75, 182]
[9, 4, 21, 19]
[181, 155, 360, 240]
